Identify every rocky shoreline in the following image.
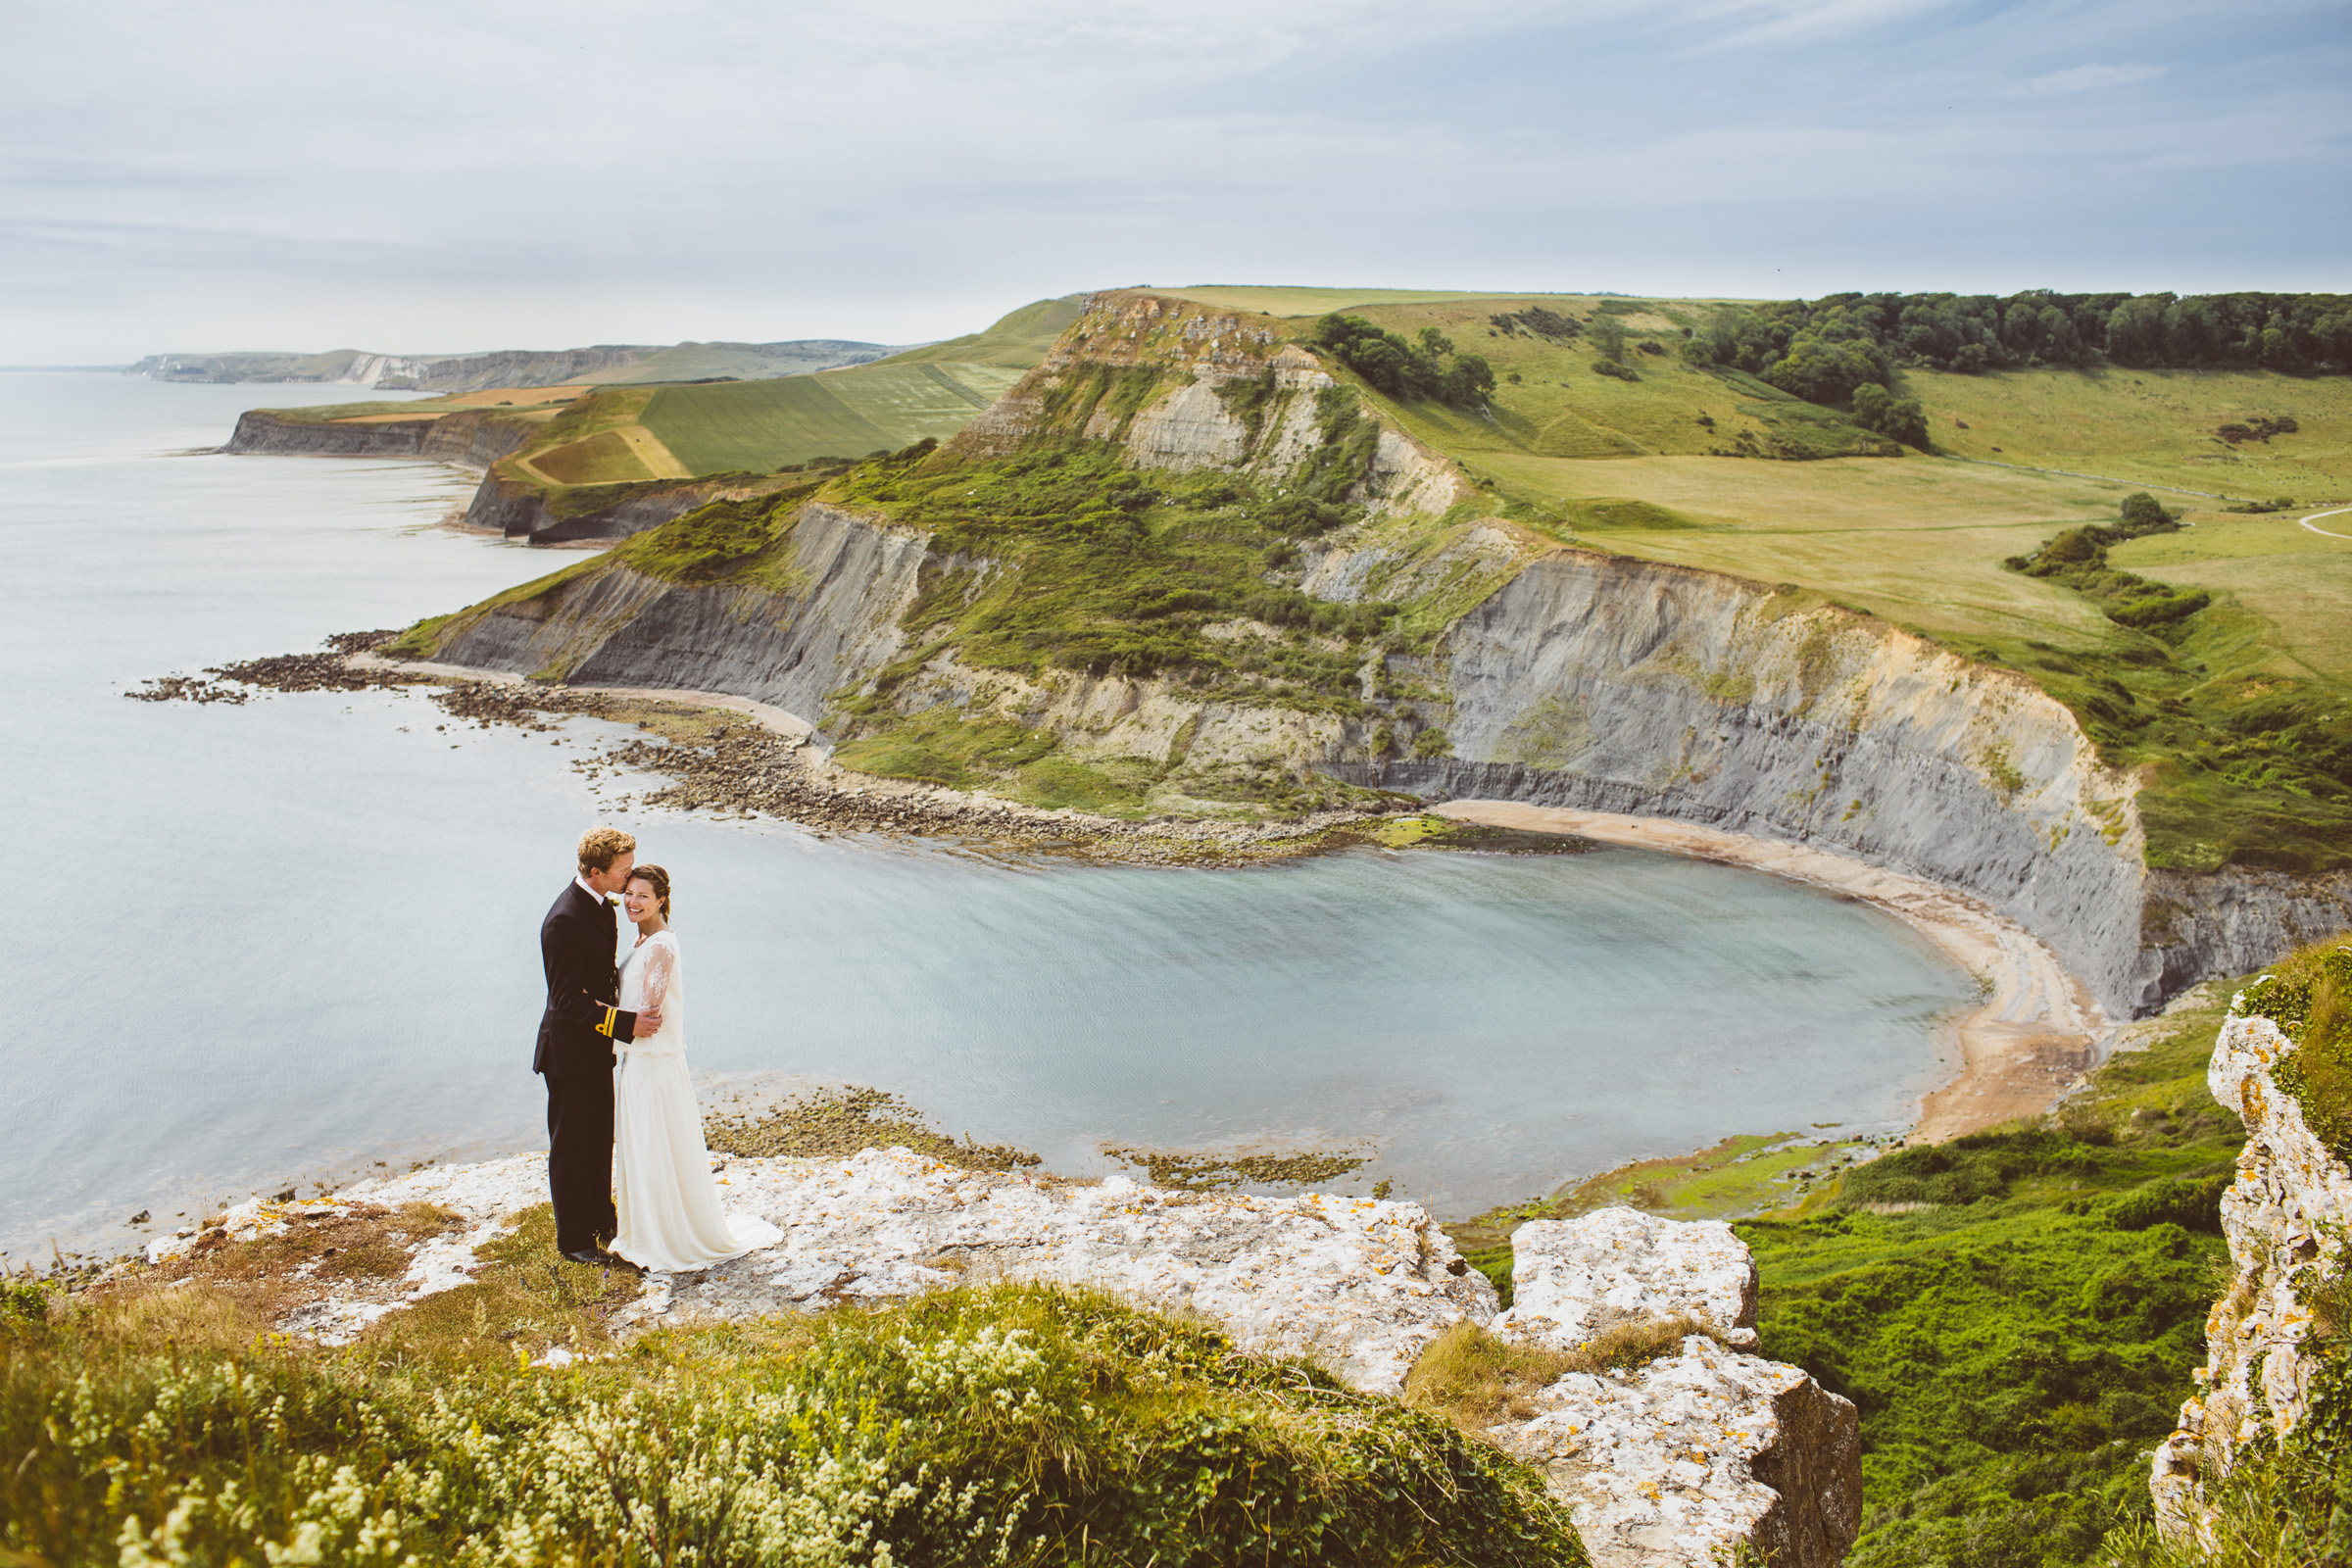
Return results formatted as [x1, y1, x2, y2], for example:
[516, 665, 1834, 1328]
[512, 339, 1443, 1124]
[137, 638, 1587, 868]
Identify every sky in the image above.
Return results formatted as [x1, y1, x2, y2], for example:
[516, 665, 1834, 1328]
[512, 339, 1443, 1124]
[4, 0, 2346, 361]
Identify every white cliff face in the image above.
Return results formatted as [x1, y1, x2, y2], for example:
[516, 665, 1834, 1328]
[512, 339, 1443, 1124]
[160, 1153, 1861, 1566]
[1489, 1209, 1860, 1568]
[2152, 1009, 2352, 1539]
[1346, 550, 2161, 1015]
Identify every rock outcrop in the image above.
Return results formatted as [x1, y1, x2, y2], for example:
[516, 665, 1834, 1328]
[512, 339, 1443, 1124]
[222, 408, 532, 468]
[455, 467, 731, 545]
[952, 292, 1472, 520]
[1490, 1209, 1861, 1568]
[2151, 1007, 2352, 1538]
[156, 1149, 1859, 1566]
[431, 502, 928, 704]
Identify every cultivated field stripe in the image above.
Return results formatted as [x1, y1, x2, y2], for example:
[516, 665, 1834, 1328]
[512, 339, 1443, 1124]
[616, 424, 692, 479]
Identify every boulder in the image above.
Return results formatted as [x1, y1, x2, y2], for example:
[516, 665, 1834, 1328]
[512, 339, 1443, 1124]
[1492, 1207, 1861, 1568]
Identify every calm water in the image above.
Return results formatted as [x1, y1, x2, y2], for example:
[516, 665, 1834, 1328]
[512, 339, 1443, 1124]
[0, 372, 1971, 1261]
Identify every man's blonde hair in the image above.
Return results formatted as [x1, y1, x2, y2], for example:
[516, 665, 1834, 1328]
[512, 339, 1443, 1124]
[577, 826, 637, 873]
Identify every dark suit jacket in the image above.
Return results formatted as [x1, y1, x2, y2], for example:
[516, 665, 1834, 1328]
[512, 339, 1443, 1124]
[534, 881, 638, 1076]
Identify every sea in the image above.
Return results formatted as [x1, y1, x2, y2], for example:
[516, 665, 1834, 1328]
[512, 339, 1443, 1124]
[0, 371, 1971, 1263]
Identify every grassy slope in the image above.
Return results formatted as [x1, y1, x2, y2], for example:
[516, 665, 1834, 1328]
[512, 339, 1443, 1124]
[642, 363, 1019, 472]
[1916, 365, 2352, 500]
[503, 362, 1023, 484]
[1751, 991, 2243, 1566]
[872, 295, 1090, 368]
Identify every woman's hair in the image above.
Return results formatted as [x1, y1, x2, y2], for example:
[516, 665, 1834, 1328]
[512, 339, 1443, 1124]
[625, 863, 672, 918]
[577, 825, 636, 873]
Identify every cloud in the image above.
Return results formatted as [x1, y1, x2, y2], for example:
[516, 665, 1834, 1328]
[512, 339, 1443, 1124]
[0, 0, 2344, 360]
[2010, 62, 2173, 96]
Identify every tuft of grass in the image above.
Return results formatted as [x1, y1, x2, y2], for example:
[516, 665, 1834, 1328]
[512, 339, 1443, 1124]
[91, 1200, 464, 1334]
[359, 1203, 643, 1369]
[1403, 1315, 1718, 1430]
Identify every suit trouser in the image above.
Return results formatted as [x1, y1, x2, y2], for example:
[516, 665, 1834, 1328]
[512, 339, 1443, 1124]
[544, 1066, 616, 1252]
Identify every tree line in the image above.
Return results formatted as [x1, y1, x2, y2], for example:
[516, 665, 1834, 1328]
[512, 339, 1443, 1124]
[1683, 290, 2352, 380]
[1311, 316, 1496, 410]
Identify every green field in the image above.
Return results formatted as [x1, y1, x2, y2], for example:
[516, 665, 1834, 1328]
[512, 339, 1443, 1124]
[640, 361, 1022, 473]
[1911, 365, 2352, 499]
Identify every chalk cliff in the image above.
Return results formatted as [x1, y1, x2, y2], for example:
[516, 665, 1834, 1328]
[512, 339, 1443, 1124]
[2152, 1000, 2352, 1539]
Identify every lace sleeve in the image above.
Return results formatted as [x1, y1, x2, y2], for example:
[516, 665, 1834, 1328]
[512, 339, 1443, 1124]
[639, 937, 676, 1016]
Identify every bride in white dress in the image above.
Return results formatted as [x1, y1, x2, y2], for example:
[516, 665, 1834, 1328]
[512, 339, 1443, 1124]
[609, 864, 783, 1272]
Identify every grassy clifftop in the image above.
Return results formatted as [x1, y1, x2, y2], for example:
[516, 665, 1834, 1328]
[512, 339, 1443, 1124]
[401, 282, 2352, 869]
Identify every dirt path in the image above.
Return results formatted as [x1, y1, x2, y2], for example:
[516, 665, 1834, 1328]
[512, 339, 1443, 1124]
[2300, 505, 2352, 541]
[1433, 801, 2109, 1144]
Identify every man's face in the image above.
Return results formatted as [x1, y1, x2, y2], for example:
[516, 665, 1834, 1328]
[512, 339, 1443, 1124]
[587, 851, 636, 896]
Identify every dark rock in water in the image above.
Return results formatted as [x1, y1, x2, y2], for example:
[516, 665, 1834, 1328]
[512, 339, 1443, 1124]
[272, 1189, 296, 1203]
[127, 1210, 149, 1225]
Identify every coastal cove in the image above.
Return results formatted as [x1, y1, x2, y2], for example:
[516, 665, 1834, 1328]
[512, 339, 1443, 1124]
[1, 374, 1981, 1265]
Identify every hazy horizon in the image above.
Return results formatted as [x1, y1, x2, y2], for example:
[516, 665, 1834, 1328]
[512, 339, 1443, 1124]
[6, 0, 2345, 364]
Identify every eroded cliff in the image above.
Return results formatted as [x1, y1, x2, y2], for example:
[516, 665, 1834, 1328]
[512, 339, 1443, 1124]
[224, 408, 532, 468]
[2152, 980, 2352, 1544]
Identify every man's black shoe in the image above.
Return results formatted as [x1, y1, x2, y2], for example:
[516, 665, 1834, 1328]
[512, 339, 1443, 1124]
[562, 1247, 622, 1268]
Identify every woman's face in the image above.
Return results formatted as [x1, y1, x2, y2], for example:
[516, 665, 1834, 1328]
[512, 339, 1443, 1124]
[623, 879, 662, 925]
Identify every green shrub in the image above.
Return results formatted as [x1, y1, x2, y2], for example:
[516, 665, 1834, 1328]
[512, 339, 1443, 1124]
[3, 1284, 1584, 1568]
[1311, 316, 1495, 409]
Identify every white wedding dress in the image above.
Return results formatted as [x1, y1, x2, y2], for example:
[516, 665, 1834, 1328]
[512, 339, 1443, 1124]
[610, 930, 783, 1272]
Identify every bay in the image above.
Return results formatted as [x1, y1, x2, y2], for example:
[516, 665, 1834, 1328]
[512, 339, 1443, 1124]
[0, 372, 1970, 1263]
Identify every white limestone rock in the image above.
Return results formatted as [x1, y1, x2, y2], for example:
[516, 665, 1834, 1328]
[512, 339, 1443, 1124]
[2153, 1007, 2352, 1541]
[1497, 1207, 1761, 1350]
[634, 1149, 1496, 1395]
[1490, 1207, 1858, 1568]
[1496, 1334, 1861, 1568]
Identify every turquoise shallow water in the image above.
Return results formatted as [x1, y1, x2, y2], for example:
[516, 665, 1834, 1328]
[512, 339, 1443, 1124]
[0, 373, 1971, 1261]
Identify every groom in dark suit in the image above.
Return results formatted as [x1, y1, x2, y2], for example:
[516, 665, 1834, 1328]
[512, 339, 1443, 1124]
[537, 825, 662, 1265]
